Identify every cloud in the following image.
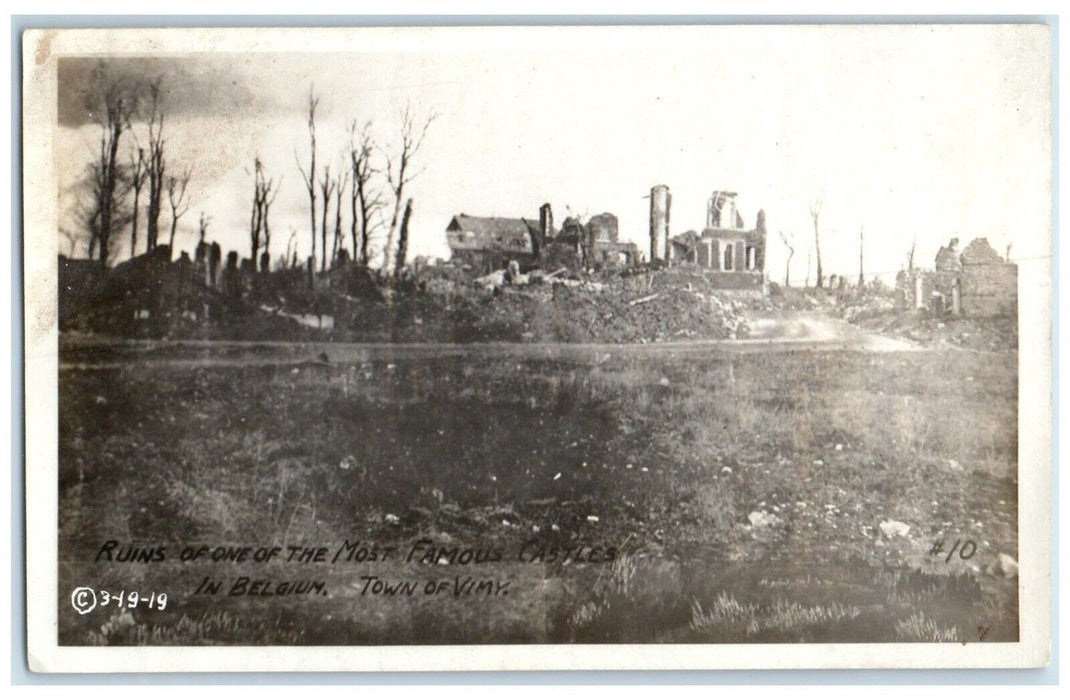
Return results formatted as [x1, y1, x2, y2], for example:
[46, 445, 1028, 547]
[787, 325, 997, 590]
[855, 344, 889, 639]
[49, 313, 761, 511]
[57, 56, 269, 129]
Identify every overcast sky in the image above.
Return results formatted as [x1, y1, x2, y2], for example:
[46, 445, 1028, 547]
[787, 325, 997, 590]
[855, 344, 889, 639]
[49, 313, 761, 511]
[54, 25, 1051, 282]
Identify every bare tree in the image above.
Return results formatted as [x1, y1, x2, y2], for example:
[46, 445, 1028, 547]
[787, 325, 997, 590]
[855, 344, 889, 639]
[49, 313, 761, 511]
[128, 147, 148, 258]
[261, 174, 280, 270]
[249, 159, 264, 265]
[285, 227, 299, 269]
[907, 235, 917, 274]
[809, 196, 824, 289]
[381, 105, 437, 274]
[857, 225, 865, 290]
[295, 86, 320, 274]
[167, 167, 192, 254]
[349, 121, 383, 265]
[82, 61, 140, 265]
[145, 79, 167, 251]
[197, 212, 212, 245]
[59, 227, 80, 257]
[332, 167, 349, 266]
[82, 158, 135, 266]
[247, 157, 280, 269]
[777, 229, 795, 287]
[394, 198, 413, 276]
[318, 164, 336, 274]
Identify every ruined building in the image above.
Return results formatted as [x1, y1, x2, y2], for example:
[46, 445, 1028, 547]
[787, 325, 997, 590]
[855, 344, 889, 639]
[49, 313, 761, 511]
[583, 212, 640, 267]
[445, 204, 638, 273]
[649, 186, 767, 290]
[897, 237, 1017, 317]
[445, 214, 541, 273]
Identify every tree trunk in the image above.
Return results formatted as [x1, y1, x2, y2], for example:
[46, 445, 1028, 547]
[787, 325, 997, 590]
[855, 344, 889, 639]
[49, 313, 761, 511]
[320, 186, 330, 274]
[382, 194, 403, 273]
[147, 150, 164, 250]
[308, 193, 317, 275]
[813, 223, 823, 288]
[394, 198, 413, 277]
[98, 121, 122, 265]
[334, 182, 344, 265]
[147, 175, 159, 249]
[250, 196, 261, 264]
[857, 227, 865, 290]
[350, 188, 359, 264]
[130, 185, 141, 258]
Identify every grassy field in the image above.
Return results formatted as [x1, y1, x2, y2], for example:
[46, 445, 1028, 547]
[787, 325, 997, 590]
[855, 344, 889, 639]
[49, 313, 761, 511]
[57, 337, 1018, 645]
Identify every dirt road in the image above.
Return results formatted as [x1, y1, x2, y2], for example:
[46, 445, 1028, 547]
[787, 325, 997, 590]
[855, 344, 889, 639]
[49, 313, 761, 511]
[58, 310, 917, 369]
[743, 310, 919, 352]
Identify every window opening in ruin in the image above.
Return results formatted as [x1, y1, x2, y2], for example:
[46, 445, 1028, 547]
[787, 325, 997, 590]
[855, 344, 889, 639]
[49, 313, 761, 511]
[746, 246, 757, 271]
[723, 243, 734, 271]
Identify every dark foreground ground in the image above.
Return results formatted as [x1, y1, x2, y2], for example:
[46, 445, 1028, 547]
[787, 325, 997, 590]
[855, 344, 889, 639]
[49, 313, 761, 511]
[57, 331, 1018, 645]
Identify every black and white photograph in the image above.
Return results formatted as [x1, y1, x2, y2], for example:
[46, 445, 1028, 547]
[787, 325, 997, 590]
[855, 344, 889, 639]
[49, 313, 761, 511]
[22, 24, 1052, 672]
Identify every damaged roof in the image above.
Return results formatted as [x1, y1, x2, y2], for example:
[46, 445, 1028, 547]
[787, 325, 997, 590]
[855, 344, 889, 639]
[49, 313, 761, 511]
[446, 215, 539, 252]
[960, 238, 1007, 265]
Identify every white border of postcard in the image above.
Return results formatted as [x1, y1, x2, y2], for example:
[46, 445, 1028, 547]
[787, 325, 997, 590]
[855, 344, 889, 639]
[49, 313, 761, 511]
[22, 24, 1052, 672]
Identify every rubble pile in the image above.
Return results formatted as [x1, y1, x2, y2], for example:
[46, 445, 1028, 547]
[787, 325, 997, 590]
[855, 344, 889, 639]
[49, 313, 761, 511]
[848, 311, 1017, 352]
[466, 277, 748, 343]
[60, 251, 753, 344]
[839, 296, 896, 323]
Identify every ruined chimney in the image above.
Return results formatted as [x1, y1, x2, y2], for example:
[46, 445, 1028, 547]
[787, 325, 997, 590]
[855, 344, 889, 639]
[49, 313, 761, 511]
[523, 217, 542, 260]
[649, 185, 671, 261]
[756, 209, 767, 235]
[223, 251, 241, 300]
[539, 203, 553, 242]
[208, 242, 222, 288]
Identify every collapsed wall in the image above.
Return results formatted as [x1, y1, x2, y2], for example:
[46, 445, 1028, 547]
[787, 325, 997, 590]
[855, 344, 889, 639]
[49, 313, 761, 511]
[960, 262, 1017, 317]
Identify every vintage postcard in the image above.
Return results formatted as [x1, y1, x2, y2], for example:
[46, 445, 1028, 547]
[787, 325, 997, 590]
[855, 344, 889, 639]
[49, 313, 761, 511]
[22, 24, 1052, 672]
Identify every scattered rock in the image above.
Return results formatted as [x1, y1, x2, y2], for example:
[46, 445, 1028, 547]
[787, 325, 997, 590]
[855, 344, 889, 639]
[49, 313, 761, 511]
[996, 553, 1018, 578]
[748, 511, 779, 528]
[879, 520, 911, 538]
